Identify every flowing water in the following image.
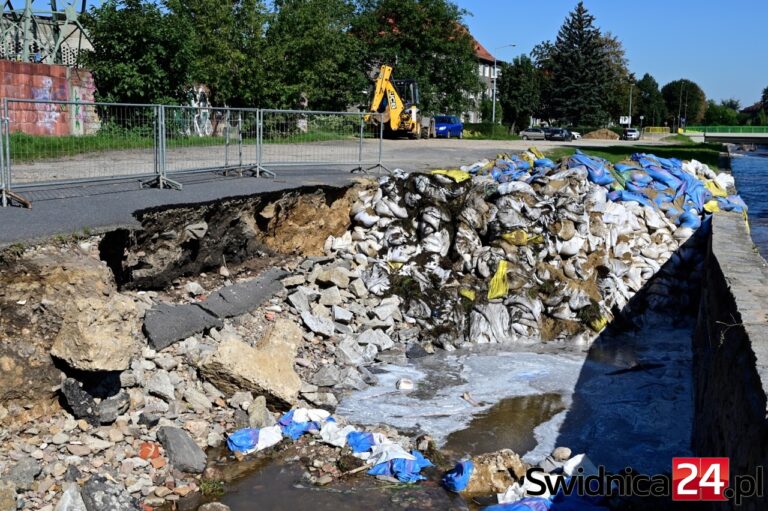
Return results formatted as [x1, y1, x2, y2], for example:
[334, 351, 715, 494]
[730, 146, 768, 255]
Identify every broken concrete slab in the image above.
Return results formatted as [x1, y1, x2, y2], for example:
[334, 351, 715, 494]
[143, 303, 222, 351]
[198, 268, 287, 319]
[199, 319, 303, 409]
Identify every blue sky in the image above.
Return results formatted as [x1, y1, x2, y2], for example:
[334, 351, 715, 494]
[458, 0, 767, 107]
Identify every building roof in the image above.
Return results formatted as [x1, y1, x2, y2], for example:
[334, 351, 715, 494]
[474, 39, 495, 63]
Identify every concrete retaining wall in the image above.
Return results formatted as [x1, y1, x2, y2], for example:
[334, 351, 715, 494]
[0, 60, 97, 136]
[693, 212, 768, 509]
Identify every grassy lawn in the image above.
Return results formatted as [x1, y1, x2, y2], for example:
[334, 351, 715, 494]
[545, 142, 723, 169]
[8, 131, 357, 162]
[463, 123, 521, 141]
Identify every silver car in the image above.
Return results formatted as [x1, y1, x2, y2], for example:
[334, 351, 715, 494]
[519, 127, 547, 141]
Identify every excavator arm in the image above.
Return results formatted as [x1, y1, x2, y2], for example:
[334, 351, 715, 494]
[367, 65, 408, 132]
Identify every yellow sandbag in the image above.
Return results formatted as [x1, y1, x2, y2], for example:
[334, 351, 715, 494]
[703, 200, 720, 213]
[704, 180, 727, 198]
[589, 316, 609, 332]
[431, 169, 471, 183]
[459, 288, 476, 301]
[387, 261, 404, 271]
[529, 146, 545, 159]
[487, 260, 509, 300]
[521, 152, 536, 169]
[501, 230, 544, 246]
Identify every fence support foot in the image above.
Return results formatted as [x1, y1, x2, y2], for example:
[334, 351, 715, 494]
[365, 163, 391, 175]
[255, 166, 276, 178]
[2, 189, 32, 209]
[141, 175, 183, 190]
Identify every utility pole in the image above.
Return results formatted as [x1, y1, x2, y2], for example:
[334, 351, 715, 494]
[492, 44, 516, 125]
[627, 82, 634, 128]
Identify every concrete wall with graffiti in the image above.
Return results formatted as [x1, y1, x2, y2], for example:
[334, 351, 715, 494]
[0, 60, 99, 136]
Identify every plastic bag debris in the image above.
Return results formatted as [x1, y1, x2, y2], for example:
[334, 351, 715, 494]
[442, 460, 474, 492]
[367, 449, 433, 483]
[319, 422, 357, 448]
[278, 408, 334, 440]
[488, 260, 509, 300]
[459, 288, 477, 301]
[346, 431, 376, 453]
[430, 169, 472, 183]
[227, 425, 283, 454]
[482, 497, 552, 510]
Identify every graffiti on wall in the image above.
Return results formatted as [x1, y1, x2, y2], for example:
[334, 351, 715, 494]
[31, 77, 62, 134]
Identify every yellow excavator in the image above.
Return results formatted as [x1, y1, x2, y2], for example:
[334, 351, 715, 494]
[366, 65, 432, 139]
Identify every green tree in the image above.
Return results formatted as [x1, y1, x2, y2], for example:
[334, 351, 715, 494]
[530, 41, 555, 121]
[353, 0, 481, 114]
[165, 0, 269, 107]
[549, 2, 610, 126]
[600, 32, 633, 122]
[497, 55, 540, 132]
[635, 73, 666, 126]
[81, 0, 195, 103]
[703, 99, 739, 125]
[661, 79, 707, 126]
[263, 0, 367, 110]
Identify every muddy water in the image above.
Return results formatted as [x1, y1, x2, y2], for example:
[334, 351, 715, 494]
[442, 393, 566, 457]
[218, 462, 467, 511]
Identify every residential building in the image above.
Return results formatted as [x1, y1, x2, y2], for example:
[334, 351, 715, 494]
[465, 39, 496, 123]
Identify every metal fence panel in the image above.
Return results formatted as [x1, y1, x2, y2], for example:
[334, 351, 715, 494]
[5, 99, 160, 187]
[257, 109, 383, 174]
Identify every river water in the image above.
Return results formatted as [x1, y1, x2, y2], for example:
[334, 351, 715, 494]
[730, 146, 768, 255]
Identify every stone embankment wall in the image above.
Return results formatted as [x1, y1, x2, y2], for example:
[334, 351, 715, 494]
[693, 211, 768, 510]
[0, 60, 97, 136]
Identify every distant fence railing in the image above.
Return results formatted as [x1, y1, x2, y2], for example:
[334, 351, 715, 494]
[684, 126, 768, 134]
[642, 126, 671, 134]
[0, 99, 386, 207]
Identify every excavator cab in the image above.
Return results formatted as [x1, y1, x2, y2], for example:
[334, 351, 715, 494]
[392, 79, 419, 108]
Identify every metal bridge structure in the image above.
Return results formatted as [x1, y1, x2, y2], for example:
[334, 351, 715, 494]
[684, 126, 768, 145]
[1, 0, 90, 65]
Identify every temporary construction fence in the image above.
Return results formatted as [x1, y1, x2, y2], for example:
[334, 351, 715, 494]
[0, 98, 386, 207]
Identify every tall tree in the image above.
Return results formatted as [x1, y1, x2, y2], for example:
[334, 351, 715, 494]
[661, 79, 707, 125]
[635, 73, 666, 126]
[165, 0, 269, 107]
[263, 0, 367, 110]
[81, 0, 195, 103]
[548, 2, 609, 126]
[497, 55, 540, 132]
[530, 41, 555, 121]
[353, 0, 481, 114]
[600, 32, 633, 122]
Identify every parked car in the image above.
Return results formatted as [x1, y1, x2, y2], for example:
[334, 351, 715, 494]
[519, 127, 547, 140]
[433, 115, 463, 138]
[570, 131, 582, 140]
[546, 128, 573, 142]
[623, 128, 640, 141]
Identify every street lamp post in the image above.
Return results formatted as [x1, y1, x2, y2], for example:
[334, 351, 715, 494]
[492, 44, 516, 125]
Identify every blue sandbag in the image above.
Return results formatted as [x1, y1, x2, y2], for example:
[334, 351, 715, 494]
[534, 158, 556, 169]
[629, 171, 653, 185]
[346, 431, 375, 453]
[368, 450, 433, 483]
[614, 163, 641, 172]
[608, 190, 654, 208]
[717, 195, 748, 213]
[680, 210, 702, 229]
[442, 460, 474, 492]
[569, 152, 614, 186]
[483, 497, 552, 511]
[644, 165, 682, 189]
[227, 428, 259, 453]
